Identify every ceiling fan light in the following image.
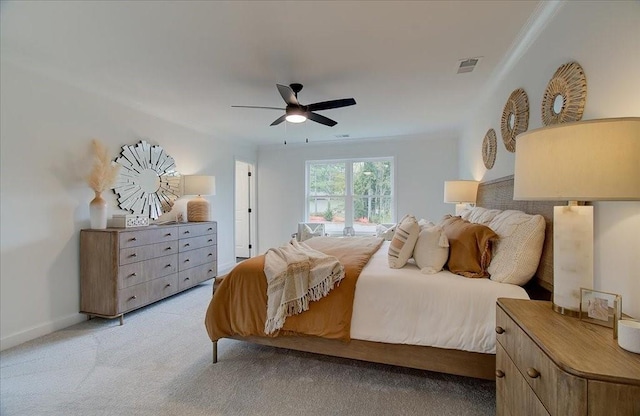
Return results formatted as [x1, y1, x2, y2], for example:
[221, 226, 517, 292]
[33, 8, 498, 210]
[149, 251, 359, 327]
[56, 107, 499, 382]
[285, 114, 307, 123]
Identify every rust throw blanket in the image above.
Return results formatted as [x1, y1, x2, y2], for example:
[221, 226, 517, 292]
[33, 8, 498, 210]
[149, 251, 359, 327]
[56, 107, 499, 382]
[205, 236, 383, 342]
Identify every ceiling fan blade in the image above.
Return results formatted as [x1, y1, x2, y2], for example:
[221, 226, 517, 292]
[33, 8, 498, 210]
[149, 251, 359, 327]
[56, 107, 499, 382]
[307, 112, 337, 127]
[307, 98, 356, 112]
[231, 105, 284, 110]
[270, 114, 287, 126]
[276, 84, 299, 106]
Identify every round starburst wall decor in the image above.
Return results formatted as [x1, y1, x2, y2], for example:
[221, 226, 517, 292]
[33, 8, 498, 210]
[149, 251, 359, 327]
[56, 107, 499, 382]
[500, 88, 529, 153]
[113, 140, 181, 219]
[541, 61, 587, 126]
[482, 128, 497, 169]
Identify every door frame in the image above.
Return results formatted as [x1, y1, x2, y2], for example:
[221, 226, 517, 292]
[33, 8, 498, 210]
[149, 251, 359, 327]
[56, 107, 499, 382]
[234, 158, 257, 259]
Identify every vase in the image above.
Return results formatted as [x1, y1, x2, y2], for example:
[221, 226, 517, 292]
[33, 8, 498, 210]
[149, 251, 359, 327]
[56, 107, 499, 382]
[89, 191, 108, 229]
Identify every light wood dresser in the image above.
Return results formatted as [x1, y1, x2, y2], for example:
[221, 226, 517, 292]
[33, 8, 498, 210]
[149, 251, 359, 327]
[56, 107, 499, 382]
[80, 222, 217, 324]
[496, 298, 640, 416]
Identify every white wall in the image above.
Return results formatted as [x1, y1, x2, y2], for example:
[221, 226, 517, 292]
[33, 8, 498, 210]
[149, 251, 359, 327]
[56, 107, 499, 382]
[459, 1, 640, 317]
[0, 61, 257, 350]
[257, 134, 458, 252]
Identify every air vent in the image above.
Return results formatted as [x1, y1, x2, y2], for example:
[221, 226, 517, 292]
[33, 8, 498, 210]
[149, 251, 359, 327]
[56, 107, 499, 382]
[335, 134, 350, 139]
[457, 57, 481, 74]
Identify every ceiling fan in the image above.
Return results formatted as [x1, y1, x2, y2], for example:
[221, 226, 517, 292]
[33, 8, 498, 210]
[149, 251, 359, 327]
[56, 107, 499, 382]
[232, 83, 356, 127]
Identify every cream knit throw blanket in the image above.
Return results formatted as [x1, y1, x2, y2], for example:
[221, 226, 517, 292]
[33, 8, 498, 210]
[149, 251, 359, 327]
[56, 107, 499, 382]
[264, 239, 345, 335]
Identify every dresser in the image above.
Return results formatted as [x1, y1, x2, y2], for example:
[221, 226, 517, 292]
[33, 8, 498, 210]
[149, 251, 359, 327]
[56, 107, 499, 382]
[496, 298, 640, 416]
[80, 222, 217, 324]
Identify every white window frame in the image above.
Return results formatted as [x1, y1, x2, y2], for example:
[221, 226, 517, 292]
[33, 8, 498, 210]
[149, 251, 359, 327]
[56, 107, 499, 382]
[305, 157, 395, 236]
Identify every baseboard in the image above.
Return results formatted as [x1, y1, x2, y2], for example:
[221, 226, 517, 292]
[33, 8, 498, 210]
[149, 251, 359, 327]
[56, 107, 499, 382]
[0, 312, 86, 351]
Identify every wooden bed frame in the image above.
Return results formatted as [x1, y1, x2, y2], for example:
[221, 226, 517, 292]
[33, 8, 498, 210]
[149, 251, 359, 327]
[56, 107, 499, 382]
[212, 175, 559, 380]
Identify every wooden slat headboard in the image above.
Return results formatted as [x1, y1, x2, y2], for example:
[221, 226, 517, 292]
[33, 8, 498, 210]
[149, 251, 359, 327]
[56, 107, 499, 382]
[476, 175, 559, 299]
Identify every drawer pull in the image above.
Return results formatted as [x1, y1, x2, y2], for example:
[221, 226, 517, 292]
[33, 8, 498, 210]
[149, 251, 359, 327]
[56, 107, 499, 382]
[208, 269, 213, 273]
[208, 239, 213, 243]
[208, 227, 213, 231]
[495, 370, 505, 378]
[495, 326, 505, 334]
[208, 253, 213, 257]
[129, 295, 137, 301]
[165, 264, 172, 268]
[165, 233, 172, 237]
[526, 368, 540, 379]
[184, 277, 190, 281]
[129, 253, 137, 258]
[128, 273, 137, 277]
[165, 283, 172, 288]
[184, 259, 190, 262]
[165, 247, 172, 251]
[129, 237, 137, 242]
[184, 231, 190, 234]
[184, 243, 190, 247]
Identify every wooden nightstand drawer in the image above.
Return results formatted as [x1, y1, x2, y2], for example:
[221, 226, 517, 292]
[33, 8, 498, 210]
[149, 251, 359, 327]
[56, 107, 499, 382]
[118, 254, 178, 288]
[119, 241, 179, 265]
[496, 344, 550, 416]
[178, 234, 216, 252]
[497, 304, 558, 414]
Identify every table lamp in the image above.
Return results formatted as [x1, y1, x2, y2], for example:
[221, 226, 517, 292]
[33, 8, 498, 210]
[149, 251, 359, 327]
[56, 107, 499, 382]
[183, 175, 216, 222]
[514, 117, 640, 315]
[444, 180, 479, 215]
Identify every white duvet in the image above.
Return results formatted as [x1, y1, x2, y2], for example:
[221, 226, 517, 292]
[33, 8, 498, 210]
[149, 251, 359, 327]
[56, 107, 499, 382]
[350, 241, 529, 354]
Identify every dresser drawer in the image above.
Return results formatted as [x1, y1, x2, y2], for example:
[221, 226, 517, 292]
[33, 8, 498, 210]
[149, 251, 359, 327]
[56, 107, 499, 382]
[118, 274, 178, 312]
[496, 344, 550, 416]
[178, 262, 216, 290]
[497, 306, 558, 414]
[119, 241, 179, 265]
[118, 254, 178, 288]
[119, 227, 178, 249]
[179, 223, 216, 239]
[178, 234, 216, 252]
[178, 245, 216, 270]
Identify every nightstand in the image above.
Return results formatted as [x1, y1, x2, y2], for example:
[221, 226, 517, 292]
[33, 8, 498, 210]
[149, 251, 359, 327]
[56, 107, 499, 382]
[496, 298, 640, 416]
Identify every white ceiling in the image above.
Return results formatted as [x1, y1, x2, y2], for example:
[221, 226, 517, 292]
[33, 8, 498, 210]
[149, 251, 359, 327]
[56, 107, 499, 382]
[1, 1, 545, 146]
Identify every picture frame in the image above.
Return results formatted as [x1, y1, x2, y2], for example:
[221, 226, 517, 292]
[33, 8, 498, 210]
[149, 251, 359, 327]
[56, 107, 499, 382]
[580, 288, 622, 338]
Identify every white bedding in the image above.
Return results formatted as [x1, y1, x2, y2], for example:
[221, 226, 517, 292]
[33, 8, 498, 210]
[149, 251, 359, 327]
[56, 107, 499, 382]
[350, 241, 529, 354]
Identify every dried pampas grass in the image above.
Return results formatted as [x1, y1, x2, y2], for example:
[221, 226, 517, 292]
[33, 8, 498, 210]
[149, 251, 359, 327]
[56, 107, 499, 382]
[87, 139, 120, 193]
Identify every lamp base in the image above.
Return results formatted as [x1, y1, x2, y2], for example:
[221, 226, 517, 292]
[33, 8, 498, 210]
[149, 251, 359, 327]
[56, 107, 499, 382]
[187, 196, 210, 222]
[552, 204, 593, 316]
[552, 302, 581, 317]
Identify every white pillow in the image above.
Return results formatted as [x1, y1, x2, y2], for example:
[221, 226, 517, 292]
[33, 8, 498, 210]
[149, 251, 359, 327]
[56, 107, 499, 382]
[413, 225, 449, 274]
[418, 218, 436, 230]
[460, 207, 501, 226]
[388, 215, 420, 269]
[487, 210, 545, 285]
[376, 223, 396, 241]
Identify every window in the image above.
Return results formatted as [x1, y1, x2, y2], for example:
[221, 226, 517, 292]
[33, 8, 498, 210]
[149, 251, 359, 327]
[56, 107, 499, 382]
[306, 158, 394, 235]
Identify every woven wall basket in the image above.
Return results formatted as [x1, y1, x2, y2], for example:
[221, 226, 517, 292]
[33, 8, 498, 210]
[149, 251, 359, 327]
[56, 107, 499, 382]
[541, 61, 587, 126]
[500, 88, 529, 153]
[482, 128, 497, 169]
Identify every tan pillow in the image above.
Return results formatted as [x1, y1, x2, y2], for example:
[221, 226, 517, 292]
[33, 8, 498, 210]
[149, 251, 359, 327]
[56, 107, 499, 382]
[487, 210, 545, 285]
[413, 225, 449, 274]
[388, 215, 420, 268]
[439, 215, 498, 278]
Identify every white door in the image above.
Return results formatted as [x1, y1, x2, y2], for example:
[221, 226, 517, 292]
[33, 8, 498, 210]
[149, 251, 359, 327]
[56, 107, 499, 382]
[235, 161, 253, 259]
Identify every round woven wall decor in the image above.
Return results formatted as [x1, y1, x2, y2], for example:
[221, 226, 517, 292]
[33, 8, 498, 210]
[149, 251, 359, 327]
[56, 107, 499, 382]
[541, 61, 587, 126]
[482, 128, 497, 169]
[500, 88, 529, 153]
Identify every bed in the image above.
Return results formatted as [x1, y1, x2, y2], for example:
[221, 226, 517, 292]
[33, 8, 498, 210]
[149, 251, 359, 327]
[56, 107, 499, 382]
[205, 175, 559, 380]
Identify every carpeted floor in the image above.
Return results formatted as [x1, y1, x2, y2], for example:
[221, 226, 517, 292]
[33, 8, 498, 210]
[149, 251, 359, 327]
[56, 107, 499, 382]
[0, 281, 496, 415]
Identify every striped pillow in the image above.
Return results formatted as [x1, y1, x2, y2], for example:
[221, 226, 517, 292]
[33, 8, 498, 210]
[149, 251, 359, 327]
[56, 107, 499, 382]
[388, 215, 420, 268]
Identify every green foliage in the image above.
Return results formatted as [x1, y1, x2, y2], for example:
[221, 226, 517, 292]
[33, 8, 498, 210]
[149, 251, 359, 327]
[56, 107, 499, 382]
[323, 204, 334, 221]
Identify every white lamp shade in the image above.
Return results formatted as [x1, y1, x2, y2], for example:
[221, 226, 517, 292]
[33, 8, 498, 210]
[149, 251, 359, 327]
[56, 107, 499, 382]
[444, 180, 479, 204]
[514, 118, 640, 201]
[183, 175, 216, 196]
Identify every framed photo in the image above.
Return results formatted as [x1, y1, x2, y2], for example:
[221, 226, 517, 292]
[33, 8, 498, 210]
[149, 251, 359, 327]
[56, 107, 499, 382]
[580, 288, 622, 337]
